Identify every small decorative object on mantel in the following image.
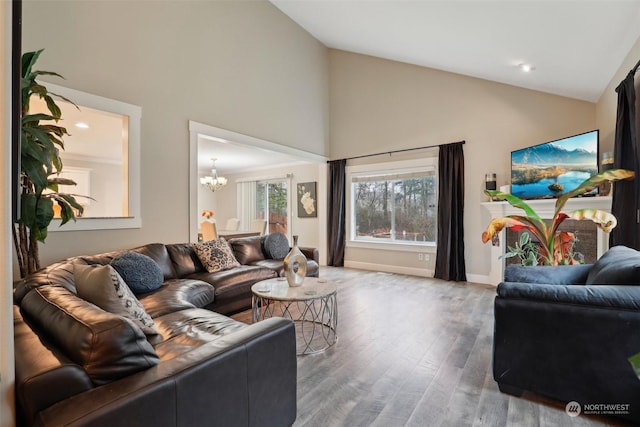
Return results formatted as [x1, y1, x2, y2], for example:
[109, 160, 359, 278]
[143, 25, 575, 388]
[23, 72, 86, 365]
[485, 173, 497, 191]
[283, 235, 307, 287]
[485, 173, 497, 201]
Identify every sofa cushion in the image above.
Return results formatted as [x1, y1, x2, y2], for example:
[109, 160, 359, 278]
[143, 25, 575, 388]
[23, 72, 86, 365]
[230, 236, 265, 265]
[586, 245, 640, 285]
[166, 243, 206, 277]
[504, 264, 592, 285]
[131, 243, 177, 280]
[75, 264, 158, 336]
[138, 279, 216, 318]
[188, 265, 276, 299]
[192, 239, 240, 273]
[111, 252, 164, 294]
[262, 233, 289, 260]
[152, 308, 248, 360]
[14, 260, 80, 304]
[20, 285, 159, 385]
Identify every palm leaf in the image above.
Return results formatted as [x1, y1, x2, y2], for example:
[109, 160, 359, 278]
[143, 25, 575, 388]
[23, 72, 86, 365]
[485, 190, 541, 222]
[482, 216, 537, 243]
[22, 113, 58, 124]
[566, 209, 618, 232]
[629, 353, 640, 379]
[555, 169, 635, 213]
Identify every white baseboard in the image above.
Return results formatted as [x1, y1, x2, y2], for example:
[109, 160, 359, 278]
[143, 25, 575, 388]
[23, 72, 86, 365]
[342, 262, 497, 286]
[344, 261, 434, 278]
[465, 273, 496, 286]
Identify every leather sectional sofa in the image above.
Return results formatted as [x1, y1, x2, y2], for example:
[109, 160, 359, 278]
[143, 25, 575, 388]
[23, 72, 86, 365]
[13, 236, 318, 426]
[493, 245, 640, 423]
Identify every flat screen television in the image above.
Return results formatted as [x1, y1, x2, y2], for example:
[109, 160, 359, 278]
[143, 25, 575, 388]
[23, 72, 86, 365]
[510, 130, 599, 200]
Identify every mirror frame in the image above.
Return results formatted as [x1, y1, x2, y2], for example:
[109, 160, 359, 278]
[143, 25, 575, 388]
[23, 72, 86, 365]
[45, 83, 142, 231]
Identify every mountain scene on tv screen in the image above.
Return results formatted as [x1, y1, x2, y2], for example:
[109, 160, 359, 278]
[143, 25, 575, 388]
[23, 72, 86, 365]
[511, 137, 598, 199]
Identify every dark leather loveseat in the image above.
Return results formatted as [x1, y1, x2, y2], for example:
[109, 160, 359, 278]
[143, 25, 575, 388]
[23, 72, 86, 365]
[228, 235, 319, 280]
[13, 240, 301, 427]
[493, 245, 640, 422]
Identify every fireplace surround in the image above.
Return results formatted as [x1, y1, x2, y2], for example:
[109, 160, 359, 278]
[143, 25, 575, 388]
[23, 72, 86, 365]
[481, 196, 611, 285]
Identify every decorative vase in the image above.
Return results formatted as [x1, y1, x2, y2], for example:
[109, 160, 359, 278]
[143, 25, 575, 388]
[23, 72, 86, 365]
[283, 235, 307, 287]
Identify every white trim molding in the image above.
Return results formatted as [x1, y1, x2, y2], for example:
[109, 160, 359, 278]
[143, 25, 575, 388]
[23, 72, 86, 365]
[188, 120, 328, 243]
[45, 83, 142, 231]
[345, 260, 434, 278]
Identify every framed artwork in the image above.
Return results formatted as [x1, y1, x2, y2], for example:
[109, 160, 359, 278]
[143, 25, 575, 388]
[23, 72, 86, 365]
[297, 182, 317, 218]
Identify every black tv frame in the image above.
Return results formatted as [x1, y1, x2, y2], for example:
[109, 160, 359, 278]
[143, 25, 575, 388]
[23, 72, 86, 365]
[510, 129, 600, 200]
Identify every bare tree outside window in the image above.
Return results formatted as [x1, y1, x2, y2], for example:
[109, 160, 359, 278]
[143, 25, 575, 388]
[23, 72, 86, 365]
[256, 180, 288, 235]
[353, 174, 436, 243]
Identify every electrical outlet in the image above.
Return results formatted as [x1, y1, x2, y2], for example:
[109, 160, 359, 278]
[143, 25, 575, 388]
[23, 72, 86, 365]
[418, 253, 424, 261]
[424, 254, 430, 262]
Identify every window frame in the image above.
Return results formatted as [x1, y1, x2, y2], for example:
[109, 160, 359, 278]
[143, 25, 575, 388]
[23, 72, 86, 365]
[346, 156, 438, 252]
[236, 174, 293, 242]
[44, 83, 142, 231]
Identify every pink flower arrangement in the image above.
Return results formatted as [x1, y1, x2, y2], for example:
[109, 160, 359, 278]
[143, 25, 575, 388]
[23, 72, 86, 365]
[201, 210, 214, 220]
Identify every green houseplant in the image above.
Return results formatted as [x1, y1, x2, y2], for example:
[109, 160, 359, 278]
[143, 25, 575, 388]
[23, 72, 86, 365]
[13, 50, 85, 277]
[481, 169, 635, 266]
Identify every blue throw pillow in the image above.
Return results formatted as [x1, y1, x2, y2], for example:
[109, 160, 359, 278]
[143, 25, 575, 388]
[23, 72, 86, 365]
[111, 252, 163, 294]
[586, 245, 640, 285]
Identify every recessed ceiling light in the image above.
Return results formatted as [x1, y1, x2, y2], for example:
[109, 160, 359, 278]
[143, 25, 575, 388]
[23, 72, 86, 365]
[75, 122, 90, 129]
[518, 63, 535, 73]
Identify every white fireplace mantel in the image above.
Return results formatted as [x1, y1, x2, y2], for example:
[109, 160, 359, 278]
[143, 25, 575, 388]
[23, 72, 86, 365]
[481, 196, 612, 285]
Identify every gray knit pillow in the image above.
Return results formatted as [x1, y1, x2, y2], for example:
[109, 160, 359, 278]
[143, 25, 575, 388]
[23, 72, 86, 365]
[262, 232, 290, 260]
[111, 252, 163, 295]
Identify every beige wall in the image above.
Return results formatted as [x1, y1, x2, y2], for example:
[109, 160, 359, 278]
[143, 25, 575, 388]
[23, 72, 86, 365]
[21, 0, 329, 267]
[329, 50, 596, 281]
[1, 2, 16, 425]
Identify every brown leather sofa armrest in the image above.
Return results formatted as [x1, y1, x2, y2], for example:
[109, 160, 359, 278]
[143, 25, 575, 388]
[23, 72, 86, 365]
[300, 246, 319, 263]
[14, 306, 94, 427]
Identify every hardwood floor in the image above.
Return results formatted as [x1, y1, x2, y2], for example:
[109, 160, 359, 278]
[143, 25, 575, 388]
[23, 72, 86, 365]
[233, 267, 630, 427]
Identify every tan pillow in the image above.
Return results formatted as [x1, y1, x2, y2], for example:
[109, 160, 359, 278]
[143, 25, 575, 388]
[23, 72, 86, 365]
[74, 264, 159, 336]
[192, 238, 241, 273]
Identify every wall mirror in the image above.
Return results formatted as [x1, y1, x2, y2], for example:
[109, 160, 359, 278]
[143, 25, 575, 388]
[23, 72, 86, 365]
[31, 83, 141, 231]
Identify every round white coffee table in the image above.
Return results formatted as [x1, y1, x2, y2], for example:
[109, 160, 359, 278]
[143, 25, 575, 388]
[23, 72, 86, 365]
[251, 277, 338, 355]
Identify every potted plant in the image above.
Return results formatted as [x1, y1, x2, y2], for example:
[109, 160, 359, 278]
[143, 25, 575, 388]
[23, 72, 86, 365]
[482, 169, 634, 266]
[13, 50, 86, 277]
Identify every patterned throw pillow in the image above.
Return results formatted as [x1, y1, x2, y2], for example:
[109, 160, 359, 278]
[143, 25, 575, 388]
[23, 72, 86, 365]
[74, 263, 159, 336]
[192, 238, 241, 273]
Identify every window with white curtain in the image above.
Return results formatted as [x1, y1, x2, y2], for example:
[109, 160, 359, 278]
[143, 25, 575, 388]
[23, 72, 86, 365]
[237, 176, 291, 238]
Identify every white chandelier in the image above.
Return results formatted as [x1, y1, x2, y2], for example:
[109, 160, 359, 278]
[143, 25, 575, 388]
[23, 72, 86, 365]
[200, 158, 228, 192]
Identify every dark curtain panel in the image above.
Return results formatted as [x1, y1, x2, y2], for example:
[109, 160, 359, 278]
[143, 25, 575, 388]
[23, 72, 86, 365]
[610, 72, 640, 249]
[327, 159, 347, 266]
[434, 142, 467, 281]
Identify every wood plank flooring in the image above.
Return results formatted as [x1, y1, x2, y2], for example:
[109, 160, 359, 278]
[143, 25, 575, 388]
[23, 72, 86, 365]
[233, 267, 630, 427]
